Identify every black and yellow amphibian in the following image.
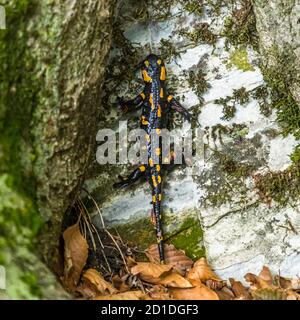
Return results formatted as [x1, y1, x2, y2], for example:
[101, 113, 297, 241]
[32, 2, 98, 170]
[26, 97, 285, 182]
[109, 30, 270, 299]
[113, 54, 192, 263]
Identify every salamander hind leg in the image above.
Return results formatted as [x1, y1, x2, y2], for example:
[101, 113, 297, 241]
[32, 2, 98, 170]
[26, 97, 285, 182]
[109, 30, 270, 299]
[113, 165, 146, 189]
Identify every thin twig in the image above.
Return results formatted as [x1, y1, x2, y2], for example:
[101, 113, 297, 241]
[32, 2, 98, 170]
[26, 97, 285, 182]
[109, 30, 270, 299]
[204, 201, 259, 229]
[81, 188, 130, 274]
[78, 198, 113, 276]
[81, 187, 106, 229]
[80, 206, 97, 251]
[79, 198, 105, 250]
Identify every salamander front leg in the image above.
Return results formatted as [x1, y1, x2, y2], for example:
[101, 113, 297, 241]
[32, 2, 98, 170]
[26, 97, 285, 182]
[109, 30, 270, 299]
[167, 95, 192, 122]
[117, 92, 146, 113]
[113, 165, 146, 189]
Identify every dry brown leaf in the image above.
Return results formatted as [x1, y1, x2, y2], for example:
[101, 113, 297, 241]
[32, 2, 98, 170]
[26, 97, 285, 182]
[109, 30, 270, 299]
[258, 266, 273, 285]
[160, 272, 193, 288]
[146, 244, 193, 275]
[251, 287, 287, 300]
[216, 287, 235, 300]
[82, 268, 117, 295]
[206, 279, 226, 291]
[93, 290, 148, 300]
[149, 285, 173, 300]
[112, 275, 130, 292]
[245, 273, 273, 290]
[286, 289, 299, 300]
[126, 256, 137, 268]
[63, 223, 88, 290]
[76, 284, 98, 299]
[275, 275, 292, 289]
[131, 262, 172, 284]
[291, 279, 300, 290]
[187, 258, 221, 284]
[275, 275, 300, 290]
[170, 280, 219, 300]
[229, 278, 251, 300]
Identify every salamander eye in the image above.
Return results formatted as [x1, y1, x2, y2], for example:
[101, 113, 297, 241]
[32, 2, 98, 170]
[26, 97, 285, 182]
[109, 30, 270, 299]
[157, 59, 162, 65]
[144, 60, 150, 67]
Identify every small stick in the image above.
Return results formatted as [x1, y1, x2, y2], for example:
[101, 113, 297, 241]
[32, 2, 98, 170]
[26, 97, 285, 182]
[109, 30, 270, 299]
[81, 188, 130, 274]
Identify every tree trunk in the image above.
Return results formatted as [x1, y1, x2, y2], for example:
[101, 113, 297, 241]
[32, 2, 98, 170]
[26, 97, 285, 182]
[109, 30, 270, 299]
[0, 0, 115, 299]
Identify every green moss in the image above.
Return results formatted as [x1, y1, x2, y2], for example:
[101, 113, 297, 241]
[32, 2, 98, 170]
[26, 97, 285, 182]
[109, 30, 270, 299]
[214, 87, 251, 121]
[263, 70, 300, 139]
[215, 87, 250, 120]
[254, 165, 300, 206]
[20, 271, 42, 297]
[181, 0, 204, 16]
[222, 0, 258, 50]
[185, 67, 211, 103]
[211, 124, 249, 143]
[260, 49, 300, 139]
[252, 85, 268, 101]
[113, 218, 156, 257]
[258, 47, 300, 203]
[216, 152, 253, 179]
[0, 1, 39, 191]
[167, 216, 205, 260]
[178, 23, 217, 45]
[233, 87, 250, 104]
[0, 0, 44, 299]
[251, 85, 272, 117]
[200, 140, 262, 208]
[114, 214, 205, 261]
[226, 49, 255, 72]
[222, 104, 237, 120]
[159, 38, 182, 63]
[291, 146, 300, 164]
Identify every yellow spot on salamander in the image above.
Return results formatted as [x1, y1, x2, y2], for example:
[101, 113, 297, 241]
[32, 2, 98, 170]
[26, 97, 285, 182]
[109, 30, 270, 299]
[152, 175, 157, 187]
[139, 165, 146, 172]
[152, 195, 156, 203]
[155, 148, 161, 156]
[160, 88, 164, 98]
[149, 94, 154, 110]
[157, 59, 162, 65]
[167, 95, 173, 102]
[144, 60, 150, 67]
[149, 158, 154, 167]
[140, 92, 146, 99]
[157, 236, 163, 243]
[142, 69, 152, 82]
[156, 164, 161, 171]
[158, 194, 162, 201]
[157, 105, 161, 117]
[156, 128, 161, 135]
[157, 175, 161, 184]
[160, 66, 166, 81]
[141, 115, 149, 125]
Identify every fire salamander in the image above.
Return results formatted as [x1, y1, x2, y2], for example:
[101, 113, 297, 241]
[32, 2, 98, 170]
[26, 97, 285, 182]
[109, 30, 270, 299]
[113, 54, 192, 263]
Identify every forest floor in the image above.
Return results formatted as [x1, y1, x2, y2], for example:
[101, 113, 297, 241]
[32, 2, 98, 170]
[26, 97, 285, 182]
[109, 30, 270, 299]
[60, 197, 300, 300]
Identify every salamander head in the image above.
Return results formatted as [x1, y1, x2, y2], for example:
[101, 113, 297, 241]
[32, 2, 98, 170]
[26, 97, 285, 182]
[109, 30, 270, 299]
[140, 54, 166, 83]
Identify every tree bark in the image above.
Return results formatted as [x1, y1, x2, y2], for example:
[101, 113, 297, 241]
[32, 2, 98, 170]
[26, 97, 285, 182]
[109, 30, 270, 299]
[0, 0, 115, 299]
